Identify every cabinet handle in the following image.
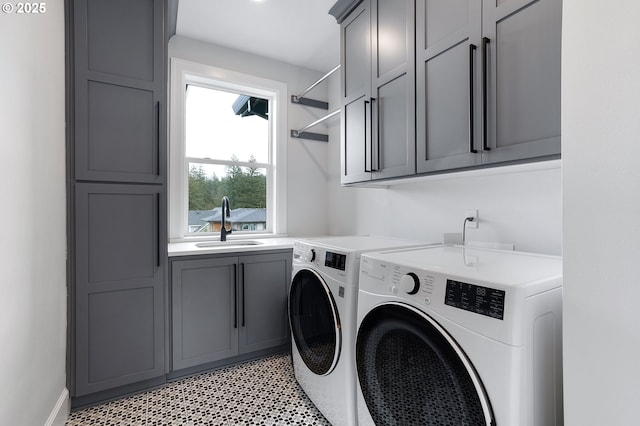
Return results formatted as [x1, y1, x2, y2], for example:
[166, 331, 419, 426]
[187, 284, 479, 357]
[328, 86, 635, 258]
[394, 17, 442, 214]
[469, 44, 478, 154]
[156, 101, 161, 176]
[364, 99, 371, 173]
[482, 37, 491, 151]
[155, 193, 161, 267]
[241, 263, 246, 327]
[233, 264, 238, 329]
[370, 97, 379, 172]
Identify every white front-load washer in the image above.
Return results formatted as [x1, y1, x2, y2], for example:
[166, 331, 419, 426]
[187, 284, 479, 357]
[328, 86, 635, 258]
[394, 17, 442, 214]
[288, 236, 437, 426]
[356, 245, 563, 426]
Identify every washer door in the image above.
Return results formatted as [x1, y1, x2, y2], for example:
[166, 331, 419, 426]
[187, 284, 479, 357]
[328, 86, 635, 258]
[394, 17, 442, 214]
[289, 268, 341, 376]
[356, 303, 494, 426]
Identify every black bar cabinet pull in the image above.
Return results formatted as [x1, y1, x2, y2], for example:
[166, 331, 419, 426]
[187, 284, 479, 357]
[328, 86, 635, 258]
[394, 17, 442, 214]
[469, 43, 478, 154]
[371, 97, 379, 171]
[241, 263, 246, 327]
[233, 264, 238, 329]
[156, 101, 161, 176]
[364, 99, 371, 172]
[156, 194, 161, 267]
[482, 37, 491, 151]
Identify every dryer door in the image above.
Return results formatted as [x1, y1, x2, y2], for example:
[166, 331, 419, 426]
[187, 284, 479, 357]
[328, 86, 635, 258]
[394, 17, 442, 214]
[289, 268, 341, 376]
[356, 302, 494, 426]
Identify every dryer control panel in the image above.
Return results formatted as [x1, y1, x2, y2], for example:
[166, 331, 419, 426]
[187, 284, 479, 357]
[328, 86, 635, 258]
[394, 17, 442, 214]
[325, 251, 347, 271]
[293, 241, 354, 282]
[445, 279, 506, 320]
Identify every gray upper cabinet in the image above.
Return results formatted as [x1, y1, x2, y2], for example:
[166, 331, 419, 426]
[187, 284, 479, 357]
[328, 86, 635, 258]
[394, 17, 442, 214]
[416, 0, 483, 173]
[73, 0, 165, 183]
[339, 0, 416, 184]
[334, 0, 561, 181]
[342, 3, 372, 184]
[481, 0, 562, 164]
[74, 183, 165, 396]
[171, 251, 292, 372]
[416, 0, 561, 173]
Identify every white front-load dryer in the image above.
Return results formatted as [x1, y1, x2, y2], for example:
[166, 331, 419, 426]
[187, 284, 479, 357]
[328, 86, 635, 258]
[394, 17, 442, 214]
[288, 236, 436, 426]
[356, 245, 563, 426]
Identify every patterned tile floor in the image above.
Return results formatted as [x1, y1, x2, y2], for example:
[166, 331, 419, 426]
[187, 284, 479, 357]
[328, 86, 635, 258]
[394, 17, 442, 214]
[67, 353, 331, 426]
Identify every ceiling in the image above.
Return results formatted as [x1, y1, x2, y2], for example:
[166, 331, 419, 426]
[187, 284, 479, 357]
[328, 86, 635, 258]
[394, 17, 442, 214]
[175, 0, 340, 73]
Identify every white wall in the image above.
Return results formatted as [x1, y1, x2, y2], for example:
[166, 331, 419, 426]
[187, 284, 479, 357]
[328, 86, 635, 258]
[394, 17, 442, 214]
[0, 3, 68, 425]
[562, 1, 640, 424]
[326, 73, 562, 255]
[169, 36, 331, 237]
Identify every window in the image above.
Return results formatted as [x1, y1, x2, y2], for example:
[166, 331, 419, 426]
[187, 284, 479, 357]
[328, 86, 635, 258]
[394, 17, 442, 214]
[169, 59, 288, 241]
[186, 86, 268, 234]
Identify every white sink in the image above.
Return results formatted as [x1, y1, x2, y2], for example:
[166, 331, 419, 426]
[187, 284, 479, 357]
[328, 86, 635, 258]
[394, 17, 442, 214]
[195, 240, 263, 248]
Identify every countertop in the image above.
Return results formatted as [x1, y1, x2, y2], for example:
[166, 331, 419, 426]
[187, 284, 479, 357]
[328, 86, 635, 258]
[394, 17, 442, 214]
[168, 237, 297, 257]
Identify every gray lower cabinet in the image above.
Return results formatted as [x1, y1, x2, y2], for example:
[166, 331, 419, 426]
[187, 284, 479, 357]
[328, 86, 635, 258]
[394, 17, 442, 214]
[171, 251, 292, 371]
[74, 183, 165, 397]
[416, 0, 561, 173]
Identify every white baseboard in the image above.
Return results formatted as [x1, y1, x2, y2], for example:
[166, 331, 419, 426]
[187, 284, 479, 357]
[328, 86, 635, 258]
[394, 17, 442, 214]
[45, 387, 69, 426]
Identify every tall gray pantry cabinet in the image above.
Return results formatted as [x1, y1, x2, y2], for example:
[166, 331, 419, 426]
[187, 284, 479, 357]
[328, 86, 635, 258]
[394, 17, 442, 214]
[68, 0, 167, 404]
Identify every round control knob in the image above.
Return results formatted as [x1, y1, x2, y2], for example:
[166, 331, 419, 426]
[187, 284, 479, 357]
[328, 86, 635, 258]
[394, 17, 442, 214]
[306, 248, 316, 263]
[400, 273, 420, 295]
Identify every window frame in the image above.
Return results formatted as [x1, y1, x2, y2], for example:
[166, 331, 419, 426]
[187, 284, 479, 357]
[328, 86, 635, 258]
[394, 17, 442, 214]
[169, 58, 288, 242]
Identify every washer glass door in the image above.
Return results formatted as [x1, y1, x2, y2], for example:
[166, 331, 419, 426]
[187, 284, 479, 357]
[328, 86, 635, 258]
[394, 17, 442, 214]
[289, 268, 341, 376]
[356, 303, 494, 426]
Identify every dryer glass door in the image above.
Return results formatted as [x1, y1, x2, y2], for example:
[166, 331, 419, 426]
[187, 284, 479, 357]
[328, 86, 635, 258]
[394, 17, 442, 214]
[356, 303, 494, 426]
[289, 269, 341, 376]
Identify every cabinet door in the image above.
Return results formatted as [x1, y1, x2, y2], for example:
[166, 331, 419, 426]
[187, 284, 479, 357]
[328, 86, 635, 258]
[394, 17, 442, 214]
[481, 0, 561, 164]
[171, 257, 239, 371]
[341, 1, 373, 184]
[75, 183, 164, 396]
[238, 252, 292, 354]
[73, 0, 165, 183]
[371, 0, 416, 180]
[416, 0, 483, 173]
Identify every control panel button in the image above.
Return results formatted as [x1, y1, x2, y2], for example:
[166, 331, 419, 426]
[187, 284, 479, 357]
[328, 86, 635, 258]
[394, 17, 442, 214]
[400, 273, 420, 295]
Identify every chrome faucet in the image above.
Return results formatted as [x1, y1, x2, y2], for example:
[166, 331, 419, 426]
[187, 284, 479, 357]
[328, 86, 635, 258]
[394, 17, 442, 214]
[221, 196, 232, 241]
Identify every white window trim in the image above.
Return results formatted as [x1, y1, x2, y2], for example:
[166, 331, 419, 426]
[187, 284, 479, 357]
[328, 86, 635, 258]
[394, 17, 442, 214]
[169, 58, 288, 242]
